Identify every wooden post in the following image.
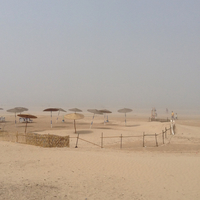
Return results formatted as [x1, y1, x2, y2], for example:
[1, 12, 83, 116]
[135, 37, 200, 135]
[162, 130, 164, 144]
[143, 132, 145, 147]
[165, 127, 167, 138]
[75, 133, 79, 148]
[155, 133, 158, 147]
[120, 134, 122, 149]
[74, 120, 76, 133]
[101, 132, 103, 148]
[170, 126, 172, 135]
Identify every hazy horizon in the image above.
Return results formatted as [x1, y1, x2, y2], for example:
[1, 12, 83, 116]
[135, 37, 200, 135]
[0, 1, 200, 112]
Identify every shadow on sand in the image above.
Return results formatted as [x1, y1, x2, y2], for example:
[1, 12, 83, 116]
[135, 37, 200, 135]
[124, 124, 140, 127]
[75, 130, 93, 134]
[93, 127, 112, 130]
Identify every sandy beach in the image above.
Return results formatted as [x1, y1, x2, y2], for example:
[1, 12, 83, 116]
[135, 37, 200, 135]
[1, 0, 200, 199]
[1, 110, 200, 200]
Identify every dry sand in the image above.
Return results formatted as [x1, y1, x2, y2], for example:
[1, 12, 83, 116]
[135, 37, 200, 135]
[0, 111, 200, 199]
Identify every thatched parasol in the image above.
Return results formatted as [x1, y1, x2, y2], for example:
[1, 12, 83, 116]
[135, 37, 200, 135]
[43, 108, 59, 128]
[14, 107, 28, 113]
[56, 108, 66, 123]
[69, 108, 82, 113]
[99, 109, 112, 124]
[87, 109, 103, 128]
[118, 108, 132, 125]
[64, 113, 84, 133]
[7, 107, 27, 124]
[17, 114, 37, 134]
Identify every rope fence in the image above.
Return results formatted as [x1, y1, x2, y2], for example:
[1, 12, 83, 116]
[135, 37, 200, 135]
[72, 123, 176, 149]
[0, 123, 175, 149]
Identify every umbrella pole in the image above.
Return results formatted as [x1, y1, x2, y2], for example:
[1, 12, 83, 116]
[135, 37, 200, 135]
[51, 111, 52, 128]
[25, 119, 28, 134]
[125, 113, 126, 126]
[15, 112, 16, 126]
[56, 110, 60, 123]
[25, 119, 28, 143]
[90, 114, 95, 129]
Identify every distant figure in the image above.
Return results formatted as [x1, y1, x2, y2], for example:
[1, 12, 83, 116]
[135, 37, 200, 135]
[151, 107, 157, 119]
[175, 113, 178, 120]
[171, 111, 174, 120]
[166, 108, 168, 113]
[155, 109, 157, 118]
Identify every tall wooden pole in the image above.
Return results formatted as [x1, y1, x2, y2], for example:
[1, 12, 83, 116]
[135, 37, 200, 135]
[75, 133, 79, 148]
[74, 119, 76, 133]
[90, 113, 95, 129]
[56, 110, 60, 123]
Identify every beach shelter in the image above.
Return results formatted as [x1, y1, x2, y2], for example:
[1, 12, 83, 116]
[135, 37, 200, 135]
[118, 108, 132, 125]
[99, 109, 112, 124]
[68, 108, 82, 127]
[69, 108, 82, 113]
[17, 114, 37, 134]
[7, 107, 26, 124]
[64, 113, 84, 133]
[87, 109, 103, 128]
[14, 107, 28, 113]
[56, 108, 66, 123]
[43, 108, 59, 128]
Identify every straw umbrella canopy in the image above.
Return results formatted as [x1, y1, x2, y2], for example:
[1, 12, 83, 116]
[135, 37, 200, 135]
[99, 109, 112, 124]
[14, 107, 28, 113]
[64, 113, 84, 133]
[17, 114, 37, 134]
[118, 108, 132, 125]
[43, 108, 59, 128]
[7, 108, 26, 124]
[56, 108, 66, 123]
[87, 109, 103, 128]
[69, 108, 82, 113]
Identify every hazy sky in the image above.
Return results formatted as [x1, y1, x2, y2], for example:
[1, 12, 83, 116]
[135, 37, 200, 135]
[0, 1, 200, 111]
